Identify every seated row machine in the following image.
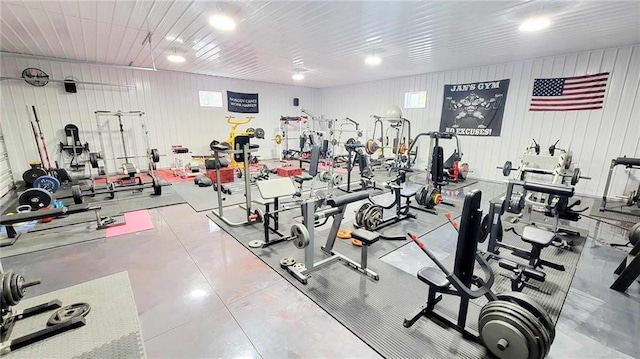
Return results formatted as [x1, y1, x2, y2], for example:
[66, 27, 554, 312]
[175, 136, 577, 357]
[600, 156, 640, 213]
[404, 189, 556, 359]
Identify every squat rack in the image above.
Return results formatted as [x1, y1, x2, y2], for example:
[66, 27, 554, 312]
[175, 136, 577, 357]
[92, 110, 158, 185]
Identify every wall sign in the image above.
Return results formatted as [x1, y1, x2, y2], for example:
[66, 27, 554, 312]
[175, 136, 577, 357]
[439, 79, 510, 137]
[227, 91, 259, 113]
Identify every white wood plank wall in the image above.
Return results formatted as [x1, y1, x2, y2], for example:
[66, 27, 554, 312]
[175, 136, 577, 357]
[320, 45, 640, 198]
[0, 56, 321, 180]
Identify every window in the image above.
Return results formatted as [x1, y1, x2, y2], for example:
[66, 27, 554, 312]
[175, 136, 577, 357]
[199, 91, 223, 107]
[404, 91, 427, 109]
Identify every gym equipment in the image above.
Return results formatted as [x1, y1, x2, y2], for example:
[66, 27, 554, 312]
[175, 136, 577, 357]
[18, 188, 53, 210]
[171, 146, 199, 177]
[210, 135, 263, 227]
[498, 139, 589, 185]
[29, 105, 52, 170]
[22, 163, 47, 186]
[47, 303, 91, 326]
[92, 110, 161, 186]
[355, 170, 417, 233]
[600, 156, 640, 213]
[33, 175, 60, 193]
[248, 177, 300, 248]
[0, 270, 87, 355]
[1, 203, 115, 247]
[278, 116, 306, 161]
[218, 116, 264, 168]
[610, 223, 640, 292]
[65, 176, 162, 203]
[372, 108, 413, 169]
[404, 189, 555, 359]
[58, 124, 90, 171]
[286, 191, 380, 284]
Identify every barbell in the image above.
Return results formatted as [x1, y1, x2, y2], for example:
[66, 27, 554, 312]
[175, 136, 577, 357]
[65, 176, 162, 203]
[89, 148, 161, 169]
[498, 161, 591, 185]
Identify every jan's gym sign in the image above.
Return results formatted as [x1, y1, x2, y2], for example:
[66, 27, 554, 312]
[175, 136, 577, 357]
[439, 79, 510, 137]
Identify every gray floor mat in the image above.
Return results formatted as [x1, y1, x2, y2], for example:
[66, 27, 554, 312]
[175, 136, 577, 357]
[1, 215, 125, 258]
[5, 272, 145, 359]
[588, 199, 640, 223]
[207, 208, 489, 358]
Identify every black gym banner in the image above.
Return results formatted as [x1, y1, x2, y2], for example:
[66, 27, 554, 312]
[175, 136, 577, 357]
[439, 79, 510, 137]
[227, 91, 259, 113]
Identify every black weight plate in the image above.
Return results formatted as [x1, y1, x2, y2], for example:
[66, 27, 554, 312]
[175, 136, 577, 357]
[3, 272, 16, 306]
[502, 161, 512, 177]
[255, 128, 265, 139]
[151, 148, 160, 163]
[487, 300, 549, 359]
[89, 152, 99, 168]
[629, 223, 640, 246]
[47, 302, 91, 326]
[479, 214, 490, 243]
[72, 185, 83, 204]
[480, 302, 539, 359]
[355, 203, 371, 227]
[152, 176, 162, 195]
[19, 188, 53, 210]
[497, 292, 555, 343]
[107, 183, 116, 199]
[22, 168, 47, 185]
[571, 168, 580, 186]
[210, 140, 220, 151]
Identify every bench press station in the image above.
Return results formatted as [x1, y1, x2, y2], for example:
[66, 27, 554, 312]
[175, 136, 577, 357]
[285, 191, 381, 284]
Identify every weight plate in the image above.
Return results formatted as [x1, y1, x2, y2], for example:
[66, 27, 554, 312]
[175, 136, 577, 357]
[291, 223, 310, 249]
[486, 300, 549, 359]
[480, 302, 539, 359]
[629, 223, 640, 246]
[332, 173, 343, 186]
[367, 205, 383, 230]
[11, 273, 21, 305]
[351, 239, 363, 247]
[33, 175, 61, 193]
[355, 203, 372, 227]
[19, 188, 53, 211]
[151, 176, 162, 195]
[72, 185, 83, 204]
[279, 257, 296, 268]
[3, 272, 15, 306]
[274, 135, 282, 145]
[254, 208, 264, 223]
[259, 165, 269, 176]
[89, 152, 99, 168]
[151, 148, 160, 163]
[502, 161, 513, 177]
[249, 240, 264, 248]
[236, 168, 243, 179]
[107, 182, 116, 199]
[571, 167, 580, 186]
[255, 128, 265, 139]
[497, 292, 555, 344]
[337, 229, 352, 239]
[16, 205, 31, 213]
[292, 263, 306, 271]
[246, 128, 256, 138]
[47, 302, 91, 326]
[344, 138, 357, 152]
[22, 167, 47, 185]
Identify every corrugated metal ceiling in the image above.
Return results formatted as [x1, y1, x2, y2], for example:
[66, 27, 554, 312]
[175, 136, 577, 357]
[1, 0, 639, 88]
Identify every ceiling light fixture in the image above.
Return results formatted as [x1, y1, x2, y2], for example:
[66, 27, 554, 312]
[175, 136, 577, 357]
[365, 54, 382, 66]
[519, 16, 552, 32]
[209, 14, 236, 31]
[167, 52, 186, 63]
[292, 73, 304, 81]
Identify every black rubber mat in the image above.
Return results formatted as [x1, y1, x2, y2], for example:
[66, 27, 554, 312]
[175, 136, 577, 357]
[589, 199, 640, 223]
[206, 192, 488, 358]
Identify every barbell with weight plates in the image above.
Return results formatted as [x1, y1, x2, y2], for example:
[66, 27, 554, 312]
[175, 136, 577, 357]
[1, 271, 41, 307]
[365, 139, 380, 155]
[68, 176, 162, 203]
[499, 161, 590, 184]
[415, 186, 442, 209]
[22, 163, 47, 185]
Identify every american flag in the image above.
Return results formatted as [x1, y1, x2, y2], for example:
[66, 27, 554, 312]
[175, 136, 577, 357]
[529, 72, 609, 111]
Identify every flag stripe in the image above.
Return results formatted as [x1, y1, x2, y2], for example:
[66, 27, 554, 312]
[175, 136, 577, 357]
[530, 106, 604, 111]
[530, 100, 603, 107]
[562, 72, 610, 81]
[563, 83, 607, 91]
[559, 89, 606, 96]
[564, 77, 609, 85]
[530, 95, 605, 102]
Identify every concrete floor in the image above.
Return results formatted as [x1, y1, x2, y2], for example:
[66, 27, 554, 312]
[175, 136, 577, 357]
[2, 180, 639, 358]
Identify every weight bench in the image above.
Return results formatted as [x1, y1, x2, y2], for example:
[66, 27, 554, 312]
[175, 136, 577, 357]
[0, 204, 110, 247]
[253, 177, 299, 247]
[293, 145, 320, 195]
[517, 226, 565, 271]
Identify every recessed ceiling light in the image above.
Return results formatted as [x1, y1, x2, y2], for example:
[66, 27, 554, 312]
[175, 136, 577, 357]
[292, 73, 304, 81]
[365, 55, 382, 66]
[165, 35, 184, 43]
[167, 54, 186, 63]
[209, 14, 236, 31]
[519, 16, 551, 32]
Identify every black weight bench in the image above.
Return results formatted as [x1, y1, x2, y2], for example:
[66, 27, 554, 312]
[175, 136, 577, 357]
[518, 226, 565, 271]
[351, 228, 380, 272]
[0, 204, 100, 247]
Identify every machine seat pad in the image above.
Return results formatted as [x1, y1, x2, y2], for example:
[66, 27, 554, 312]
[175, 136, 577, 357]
[351, 229, 380, 245]
[523, 181, 574, 198]
[417, 267, 450, 289]
[614, 157, 640, 167]
[326, 192, 369, 207]
[521, 226, 556, 246]
[293, 174, 314, 183]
